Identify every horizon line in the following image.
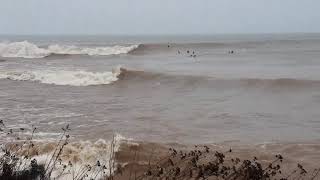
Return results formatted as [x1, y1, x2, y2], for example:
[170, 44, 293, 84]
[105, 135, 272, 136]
[1, 32, 320, 37]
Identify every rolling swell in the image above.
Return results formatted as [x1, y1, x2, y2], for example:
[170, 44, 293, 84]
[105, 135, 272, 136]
[116, 68, 320, 89]
[129, 42, 227, 55]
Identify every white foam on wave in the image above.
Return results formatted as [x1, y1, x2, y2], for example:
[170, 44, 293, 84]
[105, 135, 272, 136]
[0, 41, 139, 58]
[48, 44, 139, 56]
[0, 66, 122, 86]
[0, 41, 50, 58]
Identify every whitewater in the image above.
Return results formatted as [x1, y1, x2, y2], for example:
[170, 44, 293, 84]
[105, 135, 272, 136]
[0, 66, 123, 86]
[0, 41, 139, 58]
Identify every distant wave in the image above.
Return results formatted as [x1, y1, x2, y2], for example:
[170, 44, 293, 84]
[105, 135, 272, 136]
[0, 41, 139, 58]
[0, 66, 123, 86]
[0, 41, 231, 58]
[238, 78, 320, 87]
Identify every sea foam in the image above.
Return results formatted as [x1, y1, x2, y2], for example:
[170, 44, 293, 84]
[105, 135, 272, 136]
[0, 134, 130, 180]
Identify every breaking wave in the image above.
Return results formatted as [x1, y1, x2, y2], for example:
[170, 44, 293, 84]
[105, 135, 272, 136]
[1, 65, 320, 88]
[0, 41, 139, 58]
[0, 66, 124, 86]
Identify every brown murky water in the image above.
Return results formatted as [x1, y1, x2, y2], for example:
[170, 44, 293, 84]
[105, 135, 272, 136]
[1, 34, 320, 145]
[1, 35, 320, 179]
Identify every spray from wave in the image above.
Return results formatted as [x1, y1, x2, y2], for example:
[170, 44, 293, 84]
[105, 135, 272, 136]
[0, 41, 50, 58]
[0, 41, 139, 58]
[0, 66, 124, 86]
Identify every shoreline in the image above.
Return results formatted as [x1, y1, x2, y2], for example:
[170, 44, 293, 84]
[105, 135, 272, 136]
[1, 125, 320, 179]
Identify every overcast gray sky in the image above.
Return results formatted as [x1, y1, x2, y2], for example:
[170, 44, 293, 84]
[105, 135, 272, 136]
[1, 0, 319, 35]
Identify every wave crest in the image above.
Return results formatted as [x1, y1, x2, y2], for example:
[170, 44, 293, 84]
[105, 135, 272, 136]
[0, 41, 139, 58]
[0, 67, 123, 86]
[48, 44, 139, 56]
